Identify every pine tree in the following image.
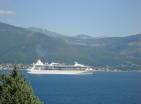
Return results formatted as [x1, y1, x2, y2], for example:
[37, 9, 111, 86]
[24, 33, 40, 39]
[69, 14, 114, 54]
[0, 66, 42, 104]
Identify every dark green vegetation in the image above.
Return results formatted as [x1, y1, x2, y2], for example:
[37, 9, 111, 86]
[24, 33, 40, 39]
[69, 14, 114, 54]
[0, 66, 42, 104]
[0, 22, 141, 68]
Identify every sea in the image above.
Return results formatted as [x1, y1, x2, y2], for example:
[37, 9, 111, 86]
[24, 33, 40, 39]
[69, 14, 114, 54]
[2, 70, 141, 104]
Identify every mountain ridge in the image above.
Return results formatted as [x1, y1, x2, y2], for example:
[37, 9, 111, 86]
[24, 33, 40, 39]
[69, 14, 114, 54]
[0, 22, 141, 67]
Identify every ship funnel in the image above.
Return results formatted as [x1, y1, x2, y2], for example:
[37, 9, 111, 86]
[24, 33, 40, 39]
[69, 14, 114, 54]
[36, 59, 44, 65]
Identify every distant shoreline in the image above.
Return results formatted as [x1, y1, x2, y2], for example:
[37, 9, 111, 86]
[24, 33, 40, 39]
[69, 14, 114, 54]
[0, 68, 141, 73]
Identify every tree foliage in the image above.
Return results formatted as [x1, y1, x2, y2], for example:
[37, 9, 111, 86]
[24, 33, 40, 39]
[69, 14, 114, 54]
[0, 66, 42, 104]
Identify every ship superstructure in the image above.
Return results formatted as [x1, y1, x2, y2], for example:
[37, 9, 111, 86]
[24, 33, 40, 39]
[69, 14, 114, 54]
[28, 60, 93, 74]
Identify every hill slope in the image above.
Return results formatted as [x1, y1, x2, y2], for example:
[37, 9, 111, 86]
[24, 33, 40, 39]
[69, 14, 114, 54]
[0, 22, 141, 66]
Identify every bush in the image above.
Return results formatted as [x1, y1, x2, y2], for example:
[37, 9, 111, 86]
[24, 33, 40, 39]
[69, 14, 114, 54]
[0, 66, 42, 104]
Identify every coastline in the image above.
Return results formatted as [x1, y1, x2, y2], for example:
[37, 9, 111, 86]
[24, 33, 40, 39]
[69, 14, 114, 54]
[1, 68, 141, 72]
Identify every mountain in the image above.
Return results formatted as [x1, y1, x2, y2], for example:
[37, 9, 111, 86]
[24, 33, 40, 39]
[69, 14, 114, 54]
[0, 22, 141, 68]
[28, 27, 67, 39]
[75, 34, 93, 39]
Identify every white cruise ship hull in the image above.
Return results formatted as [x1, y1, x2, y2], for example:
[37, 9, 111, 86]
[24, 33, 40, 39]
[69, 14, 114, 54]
[28, 59, 94, 75]
[27, 69, 93, 75]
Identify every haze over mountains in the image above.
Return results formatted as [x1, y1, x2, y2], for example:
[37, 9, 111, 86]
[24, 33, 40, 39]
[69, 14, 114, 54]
[0, 22, 141, 66]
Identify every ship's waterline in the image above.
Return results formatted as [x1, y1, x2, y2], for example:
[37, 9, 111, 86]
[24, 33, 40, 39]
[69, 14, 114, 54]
[28, 70, 91, 75]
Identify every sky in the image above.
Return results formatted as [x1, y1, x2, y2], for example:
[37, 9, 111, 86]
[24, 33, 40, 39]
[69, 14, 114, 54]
[0, 0, 141, 37]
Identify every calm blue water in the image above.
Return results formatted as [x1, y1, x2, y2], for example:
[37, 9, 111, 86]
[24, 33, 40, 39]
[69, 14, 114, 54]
[20, 71, 141, 104]
[20, 72, 141, 104]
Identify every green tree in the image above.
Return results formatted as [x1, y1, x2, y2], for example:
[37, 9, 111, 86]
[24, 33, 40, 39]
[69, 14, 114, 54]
[0, 66, 42, 104]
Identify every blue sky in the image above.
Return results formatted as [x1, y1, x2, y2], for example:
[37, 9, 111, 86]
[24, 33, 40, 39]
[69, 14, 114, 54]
[0, 0, 141, 37]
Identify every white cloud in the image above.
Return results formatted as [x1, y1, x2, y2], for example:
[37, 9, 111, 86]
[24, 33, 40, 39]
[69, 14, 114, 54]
[0, 10, 15, 16]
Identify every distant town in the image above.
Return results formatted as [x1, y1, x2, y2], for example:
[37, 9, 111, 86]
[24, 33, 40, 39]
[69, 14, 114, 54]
[0, 63, 141, 72]
[0, 64, 30, 70]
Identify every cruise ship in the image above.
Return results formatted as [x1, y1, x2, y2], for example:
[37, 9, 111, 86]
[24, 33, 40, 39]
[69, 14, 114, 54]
[27, 60, 94, 74]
